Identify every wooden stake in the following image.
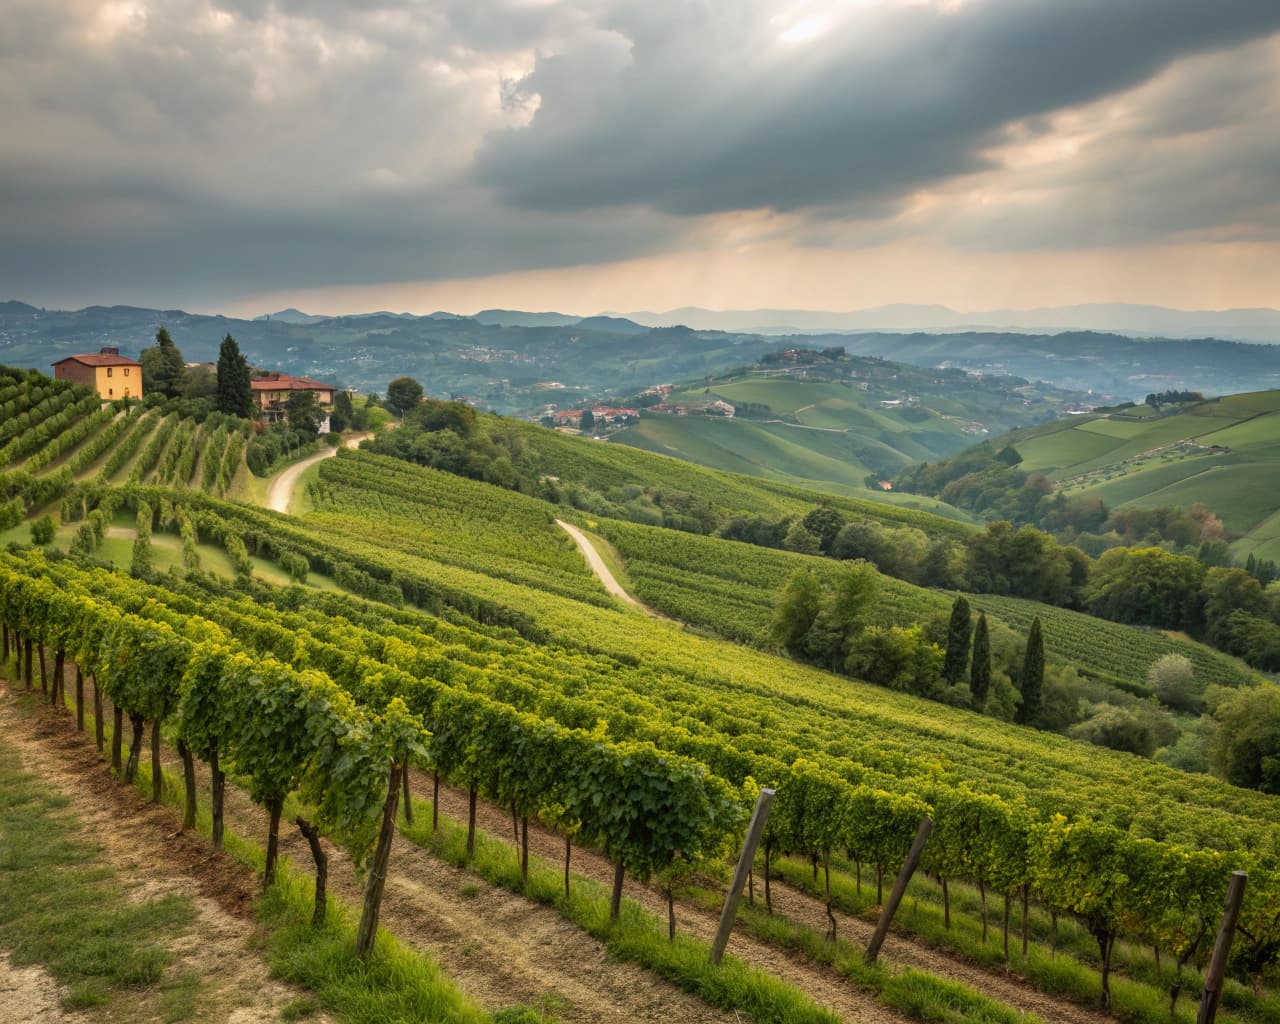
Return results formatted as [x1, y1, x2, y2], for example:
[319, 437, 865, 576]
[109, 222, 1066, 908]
[865, 817, 932, 965]
[609, 861, 625, 923]
[466, 785, 477, 856]
[711, 788, 775, 965]
[401, 765, 413, 824]
[1197, 871, 1247, 1024]
[178, 740, 197, 830]
[74, 666, 84, 731]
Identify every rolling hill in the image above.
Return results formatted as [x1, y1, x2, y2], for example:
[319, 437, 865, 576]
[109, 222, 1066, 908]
[3, 360, 1280, 1024]
[609, 356, 1087, 502]
[986, 390, 1280, 561]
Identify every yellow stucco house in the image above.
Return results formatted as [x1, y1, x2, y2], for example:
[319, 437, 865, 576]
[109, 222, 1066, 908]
[51, 347, 142, 400]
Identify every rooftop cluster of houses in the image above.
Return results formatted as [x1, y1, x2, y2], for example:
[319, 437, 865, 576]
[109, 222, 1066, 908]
[548, 405, 640, 428]
[52, 347, 336, 430]
[650, 399, 736, 417]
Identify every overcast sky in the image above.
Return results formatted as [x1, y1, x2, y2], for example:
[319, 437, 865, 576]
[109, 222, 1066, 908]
[3, 0, 1279, 315]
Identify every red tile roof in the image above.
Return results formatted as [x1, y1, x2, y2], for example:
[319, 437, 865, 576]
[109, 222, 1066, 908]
[52, 353, 141, 368]
[250, 374, 334, 392]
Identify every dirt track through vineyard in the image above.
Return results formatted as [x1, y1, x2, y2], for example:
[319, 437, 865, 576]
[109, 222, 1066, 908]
[0, 684, 327, 1024]
[5, 664, 1114, 1024]
[420, 770, 1115, 1024]
[0, 675, 737, 1024]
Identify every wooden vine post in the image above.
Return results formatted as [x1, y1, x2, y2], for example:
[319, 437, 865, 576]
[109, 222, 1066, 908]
[866, 816, 933, 965]
[711, 787, 775, 965]
[1197, 871, 1247, 1024]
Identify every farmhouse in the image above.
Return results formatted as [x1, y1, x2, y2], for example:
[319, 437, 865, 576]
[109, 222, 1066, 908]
[51, 347, 142, 400]
[251, 372, 335, 430]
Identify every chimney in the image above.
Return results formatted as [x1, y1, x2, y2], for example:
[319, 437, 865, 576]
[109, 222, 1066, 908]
[100, 346, 120, 356]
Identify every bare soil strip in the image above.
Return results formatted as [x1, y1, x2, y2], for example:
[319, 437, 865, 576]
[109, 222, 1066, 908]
[8, 655, 1111, 1024]
[422, 770, 1115, 1024]
[0, 685, 322, 1024]
[4, 675, 736, 1024]
[419, 770, 908, 1024]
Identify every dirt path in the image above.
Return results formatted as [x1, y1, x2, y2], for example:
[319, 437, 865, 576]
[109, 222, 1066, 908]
[761, 872, 1114, 1024]
[418, 770, 907, 1024]
[41, 674, 738, 1024]
[264, 433, 370, 514]
[208, 761, 736, 1024]
[0, 956, 79, 1024]
[0, 684, 323, 1024]
[555, 520, 665, 617]
[420, 770, 1116, 1024]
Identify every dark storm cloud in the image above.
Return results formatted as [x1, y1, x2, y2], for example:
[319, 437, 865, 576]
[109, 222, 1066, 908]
[1, 0, 1278, 306]
[471, 0, 1280, 217]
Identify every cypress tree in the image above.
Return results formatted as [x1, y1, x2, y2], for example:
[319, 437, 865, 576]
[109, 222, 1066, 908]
[140, 327, 188, 397]
[970, 612, 991, 710]
[1017, 616, 1044, 726]
[216, 334, 253, 418]
[943, 595, 971, 685]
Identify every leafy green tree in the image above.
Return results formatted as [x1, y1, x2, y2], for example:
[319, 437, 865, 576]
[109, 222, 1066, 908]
[29, 514, 55, 546]
[386, 376, 424, 418]
[185, 364, 217, 400]
[782, 520, 821, 554]
[1148, 654, 1202, 713]
[1211, 684, 1280, 793]
[215, 335, 253, 418]
[1202, 567, 1268, 646]
[1086, 547, 1206, 632]
[1068, 706, 1155, 756]
[970, 612, 991, 710]
[801, 506, 845, 554]
[285, 389, 324, 438]
[771, 570, 821, 655]
[942, 595, 971, 685]
[139, 327, 188, 398]
[802, 562, 880, 670]
[579, 409, 595, 432]
[1016, 616, 1044, 726]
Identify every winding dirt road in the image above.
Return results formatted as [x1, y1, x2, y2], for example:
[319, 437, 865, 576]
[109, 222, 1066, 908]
[265, 433, 369, 514]
[556, 519, 667, 617]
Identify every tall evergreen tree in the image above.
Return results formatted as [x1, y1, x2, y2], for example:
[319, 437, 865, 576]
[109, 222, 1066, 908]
[942, 595, 972, 685]
[970, 612, 991, 709]
[331, 390, 355, 431]
[216, 334, 253, 418]
[1017, 616, 1045, 726]
[140, 326, 188, 398]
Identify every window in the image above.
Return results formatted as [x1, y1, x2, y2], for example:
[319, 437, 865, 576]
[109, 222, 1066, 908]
[124, 367, 130, 376]
[108, 388, 113, 397]
[107, 367, 113, 377]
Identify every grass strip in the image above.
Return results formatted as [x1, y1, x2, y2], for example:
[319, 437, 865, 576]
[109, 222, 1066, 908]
[401, 805, 1038, 1024]
[770, 855, 1270, 1024]
[682, 884, 1041, 1024]
[0, 710, 197, 1015]
[22, 676, 521, 1024]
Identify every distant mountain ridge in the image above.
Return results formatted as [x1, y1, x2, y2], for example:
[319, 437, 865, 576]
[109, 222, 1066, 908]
[6, 299, 1280, 411]
[624, 303, 1280, 342]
